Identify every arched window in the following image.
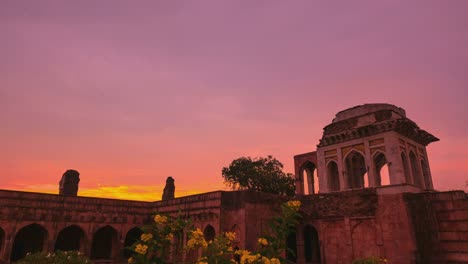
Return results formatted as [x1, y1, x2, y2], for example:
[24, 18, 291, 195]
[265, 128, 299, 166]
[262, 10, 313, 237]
[54, 225, 85, 252]
[91, 225, 118, 260]
[301, 162, 318, 194]
[374, 153, 390, 186]
[11, 223, 48, 261]
[286, 231, 297, 262]
[421, 159, 431, 189]
[345, 151, 367, 189]
[123, 227, 143, 258]
[327, 161, 340, 191]
[409, 151, 423, 188]
[304, 225, 321, 263]
[401, 152, 411, 184]
[204, 225, 215, 242]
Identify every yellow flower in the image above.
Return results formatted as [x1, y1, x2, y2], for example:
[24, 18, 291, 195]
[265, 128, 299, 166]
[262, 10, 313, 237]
[154, 214, 168, 224]
[224, 231, 236, 241]
[166, 233, 174, 240]
[134, 244, 148, 255]
[140, 233, 153, 242]
[261, 256, 271, 264]
[257, 237, 268, 246]
[270, 258, 280, 264]
[187, 228, 208, 249]
[286, 200, 301, 210]
[128, 257, 134, 263]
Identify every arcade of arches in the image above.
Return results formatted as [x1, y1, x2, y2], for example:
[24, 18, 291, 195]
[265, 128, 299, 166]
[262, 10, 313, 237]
[3, 104, 461, 264]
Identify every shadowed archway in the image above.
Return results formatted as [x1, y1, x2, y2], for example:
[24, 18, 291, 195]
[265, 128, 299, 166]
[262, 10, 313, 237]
[374, 152, 390, 186]
[0, 227, 4, 255]
[301, 162, 318, 194]
[409, 151, 423, 188]
[286, 231, 297, 262]
[11, 223, 48, 262]
[54, 225, 86, 252]
[327, 161, 340, 191]
[123, 227, 143, 258]
[304, 225, 321, 263]
[345, 151, 367, 189]
[204, 225, 216, 242]
[90, 225, 118, 260]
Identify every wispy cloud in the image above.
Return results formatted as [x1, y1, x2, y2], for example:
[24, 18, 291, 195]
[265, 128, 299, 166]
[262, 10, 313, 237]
[2, 183, 206, 201]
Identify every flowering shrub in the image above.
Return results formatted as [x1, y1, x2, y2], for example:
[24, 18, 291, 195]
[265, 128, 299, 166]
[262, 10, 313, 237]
[14, 251, 90, 264]
[127, 213, 193, 264]
[194, 231, 236, 264]
[128, 200, 302, 264]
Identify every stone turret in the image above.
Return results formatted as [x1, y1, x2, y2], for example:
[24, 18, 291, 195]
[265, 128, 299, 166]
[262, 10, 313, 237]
[162, 176, 175, 201]
[294, 104, 439, 195]
[59, 169, 80, 196]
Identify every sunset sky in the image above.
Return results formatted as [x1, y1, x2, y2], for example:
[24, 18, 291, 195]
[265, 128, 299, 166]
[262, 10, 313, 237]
[1, 1, 467, 201]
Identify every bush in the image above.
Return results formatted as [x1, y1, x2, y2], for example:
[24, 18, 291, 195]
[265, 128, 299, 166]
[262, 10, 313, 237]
[14, 251, 91, 264]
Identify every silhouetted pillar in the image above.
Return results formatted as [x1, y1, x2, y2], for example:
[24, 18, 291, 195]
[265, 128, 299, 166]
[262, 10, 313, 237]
[59, 170, 80, 196]
[162, 177, 175, 201]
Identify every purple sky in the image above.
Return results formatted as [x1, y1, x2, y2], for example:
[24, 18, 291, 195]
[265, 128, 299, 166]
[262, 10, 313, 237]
[1, 1, 467, 200]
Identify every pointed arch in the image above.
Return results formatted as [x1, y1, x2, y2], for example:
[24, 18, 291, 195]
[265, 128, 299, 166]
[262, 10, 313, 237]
[421, 159, 431, 189]
[300, 162, 318, 194]
[204, 225, 215, 242]
[90, 225, 118, 260]
[345, 151, 367, 189]
[409, 151, 423, 188]
[54, 225, 86, 252]
[11, 223, 48, 261]
[401, 152, 411, 184]
[304, 225, 321, 263]
[373, 152, 390, 186]
[327, 161, 340, 191]
[123, 227, 143, 258]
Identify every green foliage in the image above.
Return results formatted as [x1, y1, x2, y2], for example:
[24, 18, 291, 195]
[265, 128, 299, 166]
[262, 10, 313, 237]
[196, 234, 235, 264]
[222, 155, 295, 196]
[127, 214, 193, 264]
[352, 256, 388, 264]
[14, 251, 91, 264]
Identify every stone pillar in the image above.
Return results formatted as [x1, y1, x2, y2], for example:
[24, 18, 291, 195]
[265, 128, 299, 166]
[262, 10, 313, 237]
[162, 177, 175, 201]
[364, 140, 376, 187]
[295, 173, 304, 195]
[422, 149, 434, 190]
[2, 238, 12, 263]
[336, 149, 347, 191]
[317, 149, 327, 193]
[59, 170, 80, 196]
[385, 134, 406, 185]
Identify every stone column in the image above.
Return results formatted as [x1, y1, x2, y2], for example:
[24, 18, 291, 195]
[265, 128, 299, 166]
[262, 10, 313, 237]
[422, 149, 434, 190]
[385, 133, 406, 184]
[2, 238, 12, 263]
[316, 149, 327, 193]
[364, 140, 376, 187]
[336, 148, 347, 191]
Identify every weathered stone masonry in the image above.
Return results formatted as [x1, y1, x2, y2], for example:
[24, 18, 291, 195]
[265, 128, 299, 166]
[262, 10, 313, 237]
[1, 104, 467, 264]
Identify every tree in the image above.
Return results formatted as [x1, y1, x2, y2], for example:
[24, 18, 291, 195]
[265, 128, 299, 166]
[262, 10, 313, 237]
[222, 155, 296, 196]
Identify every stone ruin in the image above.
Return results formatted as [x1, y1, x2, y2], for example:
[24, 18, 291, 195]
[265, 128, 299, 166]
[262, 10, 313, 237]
[58, 169, 80, 196]
[162, 176, 175, 200]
